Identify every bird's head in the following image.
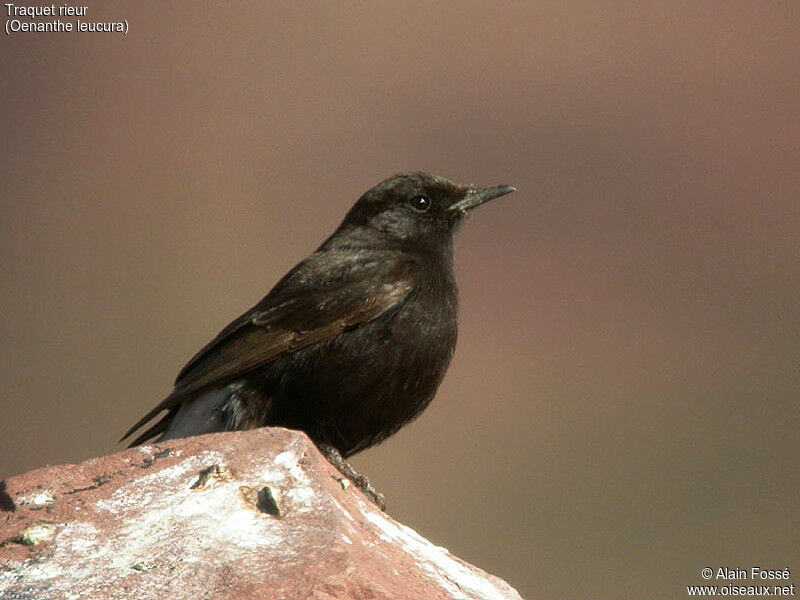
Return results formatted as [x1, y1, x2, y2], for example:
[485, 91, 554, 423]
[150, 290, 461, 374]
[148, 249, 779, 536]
[334, 172, 516, 252]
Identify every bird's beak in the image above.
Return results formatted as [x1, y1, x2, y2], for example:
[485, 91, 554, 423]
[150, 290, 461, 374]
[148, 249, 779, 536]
[448, 184, 517, 213]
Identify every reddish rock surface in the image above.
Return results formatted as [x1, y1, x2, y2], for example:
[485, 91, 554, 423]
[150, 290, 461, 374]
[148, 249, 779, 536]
[0, 428, 523, 599]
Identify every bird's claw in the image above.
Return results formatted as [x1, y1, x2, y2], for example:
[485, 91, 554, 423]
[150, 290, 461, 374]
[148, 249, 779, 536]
[319, 443, 387, 511]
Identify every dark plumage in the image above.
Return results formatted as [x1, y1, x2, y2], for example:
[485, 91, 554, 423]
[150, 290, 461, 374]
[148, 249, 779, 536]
[122, 172, 514, 503]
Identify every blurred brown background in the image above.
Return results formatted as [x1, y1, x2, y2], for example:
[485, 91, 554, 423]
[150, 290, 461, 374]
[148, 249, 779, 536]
[2, 3, 798, 598]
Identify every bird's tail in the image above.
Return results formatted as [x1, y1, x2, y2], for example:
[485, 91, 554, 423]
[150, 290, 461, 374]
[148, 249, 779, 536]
[119, 391, 182, 446]
[120, 388, 231, 447]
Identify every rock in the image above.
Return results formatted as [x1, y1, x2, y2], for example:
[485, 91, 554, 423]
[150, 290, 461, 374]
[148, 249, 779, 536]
[0, 428, 523, 600]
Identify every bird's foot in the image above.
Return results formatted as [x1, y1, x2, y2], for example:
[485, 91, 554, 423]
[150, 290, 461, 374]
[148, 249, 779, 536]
[318, 443, 386, 511]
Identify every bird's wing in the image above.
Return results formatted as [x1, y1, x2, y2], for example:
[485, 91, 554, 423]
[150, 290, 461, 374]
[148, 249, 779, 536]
[121, 256, 415, 443]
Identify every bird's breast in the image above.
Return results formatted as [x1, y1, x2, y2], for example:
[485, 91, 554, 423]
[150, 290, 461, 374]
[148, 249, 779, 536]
[259, 260, 460, 456]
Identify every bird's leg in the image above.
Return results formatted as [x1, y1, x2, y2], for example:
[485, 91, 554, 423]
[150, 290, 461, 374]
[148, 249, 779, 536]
[317, 443, 386, 511]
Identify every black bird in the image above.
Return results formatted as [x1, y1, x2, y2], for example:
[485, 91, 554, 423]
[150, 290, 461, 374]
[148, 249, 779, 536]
[122, 172, 515, 508]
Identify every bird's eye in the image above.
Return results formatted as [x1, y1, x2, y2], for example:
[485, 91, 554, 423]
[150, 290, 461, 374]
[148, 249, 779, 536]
[408, 195, 431, 212]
